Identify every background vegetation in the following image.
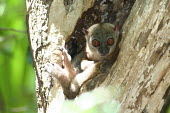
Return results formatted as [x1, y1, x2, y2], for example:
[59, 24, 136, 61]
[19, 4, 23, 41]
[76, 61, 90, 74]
[0, 0, 36, 113]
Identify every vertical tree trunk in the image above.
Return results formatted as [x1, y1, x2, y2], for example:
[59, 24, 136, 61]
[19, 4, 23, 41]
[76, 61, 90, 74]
[103, 0, 170, 112]
[26, 0, 170, 113]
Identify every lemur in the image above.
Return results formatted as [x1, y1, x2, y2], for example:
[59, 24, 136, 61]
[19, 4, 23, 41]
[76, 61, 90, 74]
[46, 23, 120, 99]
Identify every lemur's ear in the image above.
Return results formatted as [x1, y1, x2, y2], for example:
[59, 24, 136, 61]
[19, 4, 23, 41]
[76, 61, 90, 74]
[82, 29, 89, 40]
[82, 28, 88, 35]
[115, 25, 120, 31]
[114, 25, 120, 37]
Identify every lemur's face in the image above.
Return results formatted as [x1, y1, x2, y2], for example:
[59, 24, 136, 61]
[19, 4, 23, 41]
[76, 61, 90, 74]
[86, 23, 119, 58]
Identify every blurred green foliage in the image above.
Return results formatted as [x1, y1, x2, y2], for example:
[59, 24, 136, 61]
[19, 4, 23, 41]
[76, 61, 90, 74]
[0, 0, 36, 113]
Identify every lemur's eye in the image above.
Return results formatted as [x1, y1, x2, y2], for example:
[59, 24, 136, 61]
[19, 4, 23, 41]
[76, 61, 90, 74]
[107, 38, 114, 46]
[92, 39, 100, 47]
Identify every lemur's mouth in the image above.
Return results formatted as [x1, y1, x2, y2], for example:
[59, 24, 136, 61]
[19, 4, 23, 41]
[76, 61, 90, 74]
[100, 53, 109, 57]
[98, 50, 109, 57]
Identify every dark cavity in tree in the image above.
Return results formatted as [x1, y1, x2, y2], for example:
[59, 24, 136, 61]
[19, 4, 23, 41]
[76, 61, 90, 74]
[65, 0, 135, 59]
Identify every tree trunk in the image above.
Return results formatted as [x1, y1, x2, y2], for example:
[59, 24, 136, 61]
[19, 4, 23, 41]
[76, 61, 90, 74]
[26, 0, 170, 113]
[103, 0, 170, 112]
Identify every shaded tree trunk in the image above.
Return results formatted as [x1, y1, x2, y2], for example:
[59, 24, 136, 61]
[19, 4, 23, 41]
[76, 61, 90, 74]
[26, 0, 170, 113]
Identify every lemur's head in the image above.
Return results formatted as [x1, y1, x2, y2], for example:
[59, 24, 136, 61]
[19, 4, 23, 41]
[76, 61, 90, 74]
[85, 23, 119, 61]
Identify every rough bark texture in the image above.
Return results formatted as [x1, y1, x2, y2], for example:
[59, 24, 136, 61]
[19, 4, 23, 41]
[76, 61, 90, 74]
[26, 0, 96, 112]
[103, 0, 170, 112]
[26, 0, 170, 113]
[26, 0, 53, 112]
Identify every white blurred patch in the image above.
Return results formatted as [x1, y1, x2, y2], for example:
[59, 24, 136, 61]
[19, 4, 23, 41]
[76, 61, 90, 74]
[0, 2, 6, 16]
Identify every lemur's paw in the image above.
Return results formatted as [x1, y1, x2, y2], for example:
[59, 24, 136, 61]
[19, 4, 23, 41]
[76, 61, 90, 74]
[45, 63, 64, 77]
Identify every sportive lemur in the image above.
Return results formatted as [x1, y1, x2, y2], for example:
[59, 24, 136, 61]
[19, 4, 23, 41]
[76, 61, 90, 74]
[46, 23, 120, 99]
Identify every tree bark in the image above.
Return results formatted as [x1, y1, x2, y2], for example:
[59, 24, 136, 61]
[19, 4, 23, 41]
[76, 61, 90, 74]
[26, 0, 170, 113]
[102, 0, 170, 112]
